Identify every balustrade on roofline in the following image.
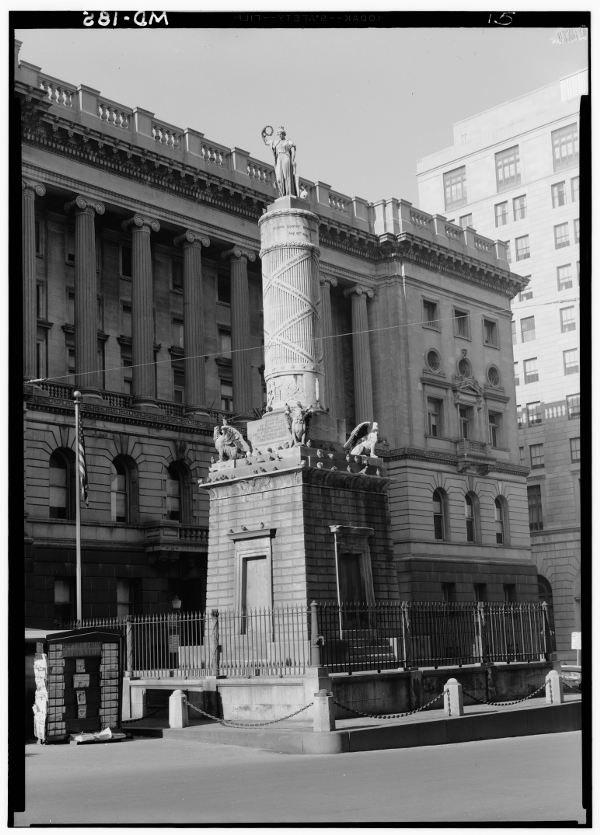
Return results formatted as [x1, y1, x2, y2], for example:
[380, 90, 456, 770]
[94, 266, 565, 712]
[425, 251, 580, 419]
[24, 62, 508, 264]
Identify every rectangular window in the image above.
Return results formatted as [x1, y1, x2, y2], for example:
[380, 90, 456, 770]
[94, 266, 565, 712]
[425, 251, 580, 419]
[567, 393, 580, 419]
[459, 213, 473, 228]
[557, 264, 573, 291]
[474, 583, 487, 602]
[503, 584, 517, 603]
[66, 288, 75, 325]
[574, 218, 580, 243]
[65, 230, 75, 266]
[217, 273, 231, 305]
[526, 401, 542, 426]
[551, 181, 567, 208]
[571, 176, 580, 203]
[512, 195, 526, 220]
[554, 222, 570, 249]
[36, 331, 48, 380]
[173, 362, 185, 403]
[121, 303, 132, 336]
[171, 257, 183, 292]
[422, 299, 439, 328]
[427, 397, 443, 437]
[54, 578, 75, 625]
[519, 446, 526, 465]
[570, 437, 581, 463]
[453, 308, 470, 339]
[530, 443, 544, 469]
[515, 235, 530, 261]
[504, 241, 511, 262]
[220, 379, 233, 412]
[527, 485, 543, 532]
[442, 582, 456, 603]
[514, 362, 519, 387]
[520, 316, 535, 343]
[494, 202, 508, 227]
[36, 282, 47, 320]
[483, 318, 498, 347]
[116, 579, 140, 619]
[121, 344, 132, 393]
[35, 218, 45, 258]
[120, 243, 132, 278]
[459, 405, 472, 439]
[518, 283, 533, 302]
[495, 146, 521, 190]
[560, 307, 576, 333]
[523, 358, 539, 384]
[551, 123, 579, 171]
[218, 329, 232, 359]
[488, 412, 502, 448]
[171, 318, 184, 349]
[563, 349, 579, 375]
[443, 166, 467, 209]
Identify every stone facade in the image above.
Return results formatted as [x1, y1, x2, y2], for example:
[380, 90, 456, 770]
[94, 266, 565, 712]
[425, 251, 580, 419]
[416, 69, 585, 659]
[17, 41, 537, 627]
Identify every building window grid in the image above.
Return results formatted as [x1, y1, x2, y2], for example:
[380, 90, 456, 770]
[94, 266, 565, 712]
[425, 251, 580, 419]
[571, 177, 580, 203]
[453, 309, 470, 339]
[443, 166, 467, 209]
[495, 146, 521, 191]
[551, 123, 579, 171]
[512, 195, 526, 220]
[526, 401, 542, 426]
[530, 443, 544, 469]
[520, 316, 536, 343]
[483, 318, 498, 347]
[560, 307, 576, 333]
[515, 235, 530, 261]
[557, 264, 573, 291]
[427, 397, 443, 437]
[554, 223, 570, 249]
[566, 394, 580, 419]
[563, 349, 579, 376]
[494, 498, 506, 545]
[527, 485, 544, 532]
[518, 282, 533, 302]
[488, 412, 502, 448]
[422, 299, 439, 329]
[574, 218, 580, 243]
[570, 437, 581, 463]
[459, 214, 473, 229]
[494, 202, 508, 227]
[523, 358, 539, 384]
[551, 181, 567, 208]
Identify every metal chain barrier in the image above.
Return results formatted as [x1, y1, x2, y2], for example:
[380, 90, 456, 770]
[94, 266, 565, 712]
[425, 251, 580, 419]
[185, 697, 314, 728]
[462, 681, 546, 707]
[332, 690, 446, 720]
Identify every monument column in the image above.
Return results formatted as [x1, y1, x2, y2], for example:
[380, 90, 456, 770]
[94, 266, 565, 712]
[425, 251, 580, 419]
[319, 273, 338, 415]
[122, 214, 160, 408]
[22, 180, 45, 380]
[65, 196, 105, 398]
[175, 230, 210, 410]
[223, 247, 256, 415]
[345, 285, 375, 424]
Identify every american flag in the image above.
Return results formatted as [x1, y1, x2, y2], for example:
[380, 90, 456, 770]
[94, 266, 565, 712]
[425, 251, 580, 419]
[77, 410, 89, 508]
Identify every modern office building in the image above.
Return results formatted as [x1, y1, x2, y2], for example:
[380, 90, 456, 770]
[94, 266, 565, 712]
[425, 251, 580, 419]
[17, 41, 539, 629]
[416, 70, 586, 661]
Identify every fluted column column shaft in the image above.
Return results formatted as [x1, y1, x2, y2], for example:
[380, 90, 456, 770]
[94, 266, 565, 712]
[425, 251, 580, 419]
[319, 275, 337, 414]
[348, 287, 374, 424]
[177, 232, 210, 408]
[125, 216, 159, 403]
[71, 200, 104, 393]
[22, 181, 45, 379]
[227, 250, 254, 415]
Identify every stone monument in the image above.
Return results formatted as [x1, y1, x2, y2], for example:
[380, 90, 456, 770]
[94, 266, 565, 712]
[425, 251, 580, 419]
[200, 129, 398, 614]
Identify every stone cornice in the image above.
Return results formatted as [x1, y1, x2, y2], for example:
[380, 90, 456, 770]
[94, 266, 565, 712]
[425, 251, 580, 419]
[384, 446, 528, 477]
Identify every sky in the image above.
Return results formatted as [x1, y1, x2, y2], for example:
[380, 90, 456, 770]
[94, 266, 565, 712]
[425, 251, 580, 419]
[14, 16, 589, 207]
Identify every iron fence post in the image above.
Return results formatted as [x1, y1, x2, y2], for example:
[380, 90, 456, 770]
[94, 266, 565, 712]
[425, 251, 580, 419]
[541, 601, 550, 660]
[310, 600, 323, 666]
[401, 601, 410, 669]
[125, 615, 133, 676]
[210, 609, 221, 677]
[475, 602, 485, 665]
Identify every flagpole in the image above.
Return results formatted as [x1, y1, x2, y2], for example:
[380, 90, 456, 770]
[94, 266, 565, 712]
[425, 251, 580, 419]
[74, 390, 82, 622]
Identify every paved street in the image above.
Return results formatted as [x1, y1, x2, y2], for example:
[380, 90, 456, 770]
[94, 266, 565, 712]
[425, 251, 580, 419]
[13, 731, 585, 825]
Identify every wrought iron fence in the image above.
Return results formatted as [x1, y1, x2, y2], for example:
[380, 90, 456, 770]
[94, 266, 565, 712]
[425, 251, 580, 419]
[70, 601, 550, 678]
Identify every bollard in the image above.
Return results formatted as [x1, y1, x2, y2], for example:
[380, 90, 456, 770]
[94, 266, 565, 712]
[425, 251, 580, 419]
[545, 669, 564, 704]
[169, 689, 189, 728]
[313, 689, 336, 732]
[443, 678, 464, 717]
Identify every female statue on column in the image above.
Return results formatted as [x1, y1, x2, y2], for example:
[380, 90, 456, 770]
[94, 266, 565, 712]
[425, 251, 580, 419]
[261, 125, 298, 197]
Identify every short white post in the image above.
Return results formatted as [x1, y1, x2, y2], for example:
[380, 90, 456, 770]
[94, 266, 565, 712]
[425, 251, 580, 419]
[444, 678, 464, 717]
[169, 689, 189, 728]
[545, 669, 564, 704]
[313, 689, 336, 732]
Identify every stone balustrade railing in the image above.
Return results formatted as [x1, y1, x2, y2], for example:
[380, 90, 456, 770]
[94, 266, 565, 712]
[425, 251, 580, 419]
[18, 58, 511, 267]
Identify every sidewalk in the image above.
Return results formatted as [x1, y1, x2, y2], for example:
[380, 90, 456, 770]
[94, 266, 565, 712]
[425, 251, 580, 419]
[122, 692, 582, 755]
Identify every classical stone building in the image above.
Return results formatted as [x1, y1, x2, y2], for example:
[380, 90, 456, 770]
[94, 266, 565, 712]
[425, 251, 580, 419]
[17, 41, 538, 628]
[416, 70, 586, 662]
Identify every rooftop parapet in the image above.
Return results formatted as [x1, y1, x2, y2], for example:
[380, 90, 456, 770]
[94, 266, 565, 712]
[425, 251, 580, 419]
[17, 54, 508, 267]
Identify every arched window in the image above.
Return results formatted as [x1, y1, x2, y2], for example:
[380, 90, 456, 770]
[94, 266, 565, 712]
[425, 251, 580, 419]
[49, 449, 76, 520]
[494, 496, 509, 545]
[465, 492, 480, 543]
[432, 488, 448, 541]
[110, 455, 138, 524]
[166, 461, 192, 524]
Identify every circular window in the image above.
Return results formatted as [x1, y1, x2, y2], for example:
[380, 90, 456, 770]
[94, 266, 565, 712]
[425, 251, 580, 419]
[457, 357, 472, 377]
[487, 365, 500, 386]
[426, 349, 441, 372]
